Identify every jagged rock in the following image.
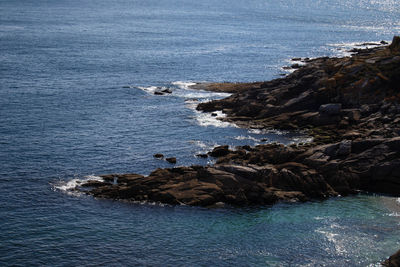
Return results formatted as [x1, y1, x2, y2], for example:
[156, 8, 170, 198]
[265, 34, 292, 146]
[153, 153, 164, 158]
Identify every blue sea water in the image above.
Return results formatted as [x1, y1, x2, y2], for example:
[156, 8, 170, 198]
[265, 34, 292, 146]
[1, 0, 400, 265]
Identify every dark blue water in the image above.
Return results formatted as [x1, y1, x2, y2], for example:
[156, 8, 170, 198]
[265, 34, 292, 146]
[1, 0, 400, 265]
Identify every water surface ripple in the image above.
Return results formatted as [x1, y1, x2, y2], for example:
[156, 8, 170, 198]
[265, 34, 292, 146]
[1, 0, 400, 265]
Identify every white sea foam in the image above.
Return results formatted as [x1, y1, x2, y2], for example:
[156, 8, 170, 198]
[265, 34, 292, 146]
[172, 81, 197, 90]
[136, 85, 172, 95]
[188, 140, 209, 149]
[194, 110, 236, 128]
[173, 81, 231, 99]
[234, 135, 261, 142]
[136, 81, 234, 129]
[173, 81, 235, 128]
[54, 175, 104, 195]
[137, 81, 232, 100]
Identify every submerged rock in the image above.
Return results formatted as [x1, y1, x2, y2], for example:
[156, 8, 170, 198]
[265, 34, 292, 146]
[166, 157, 177, 164]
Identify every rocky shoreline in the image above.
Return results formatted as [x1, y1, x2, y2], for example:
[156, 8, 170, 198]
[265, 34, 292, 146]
[76, 36, 400, 206]
[74, 36, 400, 264]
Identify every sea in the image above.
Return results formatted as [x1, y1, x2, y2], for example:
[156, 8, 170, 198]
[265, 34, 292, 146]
[1, 0, 400, 265]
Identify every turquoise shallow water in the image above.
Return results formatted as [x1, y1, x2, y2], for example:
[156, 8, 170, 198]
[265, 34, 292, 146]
[1, 0, 400, 265]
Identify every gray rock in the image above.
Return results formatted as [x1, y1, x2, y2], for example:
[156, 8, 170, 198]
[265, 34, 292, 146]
[319, 103, 342, 115]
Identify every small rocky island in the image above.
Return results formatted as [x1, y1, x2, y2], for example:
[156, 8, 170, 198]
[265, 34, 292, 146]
[76, 36, 400, 265]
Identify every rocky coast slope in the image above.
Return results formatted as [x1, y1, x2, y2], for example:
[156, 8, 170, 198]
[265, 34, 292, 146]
[77, 36, 400, 207]
[76, 36, 400, 264]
